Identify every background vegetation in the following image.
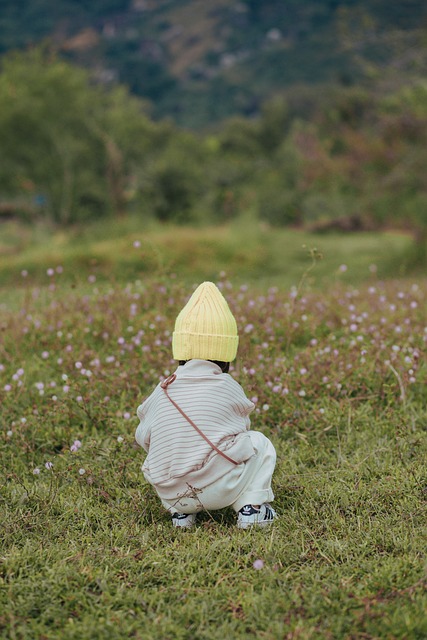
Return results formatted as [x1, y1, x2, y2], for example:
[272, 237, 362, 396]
[0, 0, 426, 267]
[1, 0, 427, 127]
[0, 46, 426, 266]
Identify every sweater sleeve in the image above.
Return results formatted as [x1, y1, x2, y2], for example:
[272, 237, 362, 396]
[135, 397, 151, 451]
[226, 375, 255, 428]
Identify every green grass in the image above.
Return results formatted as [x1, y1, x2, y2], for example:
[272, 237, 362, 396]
[0, 217, 416, 307]
[0, 222, 426, 638]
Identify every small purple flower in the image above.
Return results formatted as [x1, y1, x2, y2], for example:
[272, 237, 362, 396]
[253, 559, 264, 570]
[45, 461, 53, 470]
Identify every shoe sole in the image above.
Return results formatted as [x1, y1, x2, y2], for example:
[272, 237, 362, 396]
[237, 518, 276, 529]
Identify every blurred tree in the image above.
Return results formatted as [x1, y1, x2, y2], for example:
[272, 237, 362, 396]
[256, 97, 291, 154]
[0, 47, 159, 223]
[140, 131, 208, 224]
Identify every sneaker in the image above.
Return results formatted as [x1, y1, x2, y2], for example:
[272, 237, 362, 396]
[237, 504, 276, 529]
[171, 512, 196, 528]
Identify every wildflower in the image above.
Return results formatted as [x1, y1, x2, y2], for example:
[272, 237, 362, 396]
[123, 412, 131, 420]
[6, 430, 13, 437]
[4, 385, 12, 392]
[47, 268, 55, 277]
[298, 390, 306, 397]
[339, 264, 348, 273]
[41, 351, 49, 359]
[133, 240, 141, 248]
[21, 270, 28, 277]
[117, 436, 124, 443]
[253, 559, 264, 570]
[78, 468, 86, 475]
[45, 461, 53, 470]
[88, 275, 96, 283]
[33, 468, 40, 475]
[262, 404, 269, 411]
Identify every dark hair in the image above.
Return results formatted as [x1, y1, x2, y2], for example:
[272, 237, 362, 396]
[179, 359, 230, 373]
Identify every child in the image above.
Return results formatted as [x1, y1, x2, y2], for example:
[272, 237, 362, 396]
[135, 281, 277, 528]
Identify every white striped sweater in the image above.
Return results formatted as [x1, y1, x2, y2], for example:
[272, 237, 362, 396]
[135, 359, 256, 499]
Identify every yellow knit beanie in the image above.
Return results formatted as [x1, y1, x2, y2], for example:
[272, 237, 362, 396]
[172, 282, 239, 362]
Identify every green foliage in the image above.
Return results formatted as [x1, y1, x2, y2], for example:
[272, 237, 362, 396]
[1, 0, 427, 129]
[0, 44, 427, 258]
[0, 48, 164, 224]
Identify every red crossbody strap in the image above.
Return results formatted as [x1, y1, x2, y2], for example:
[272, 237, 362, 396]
[160, 374, 239, 466]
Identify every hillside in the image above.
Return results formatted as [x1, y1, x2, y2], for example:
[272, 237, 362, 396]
[1, 0, 427, 128]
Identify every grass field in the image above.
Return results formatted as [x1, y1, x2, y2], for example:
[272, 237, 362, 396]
[1, 220, 426, 639]
[0, 217, 416, 295]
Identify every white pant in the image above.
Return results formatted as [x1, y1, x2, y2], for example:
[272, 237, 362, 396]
[160, 431, 276, 514]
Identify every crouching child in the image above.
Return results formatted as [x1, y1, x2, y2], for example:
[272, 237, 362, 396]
[135, 281, 277, 529]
